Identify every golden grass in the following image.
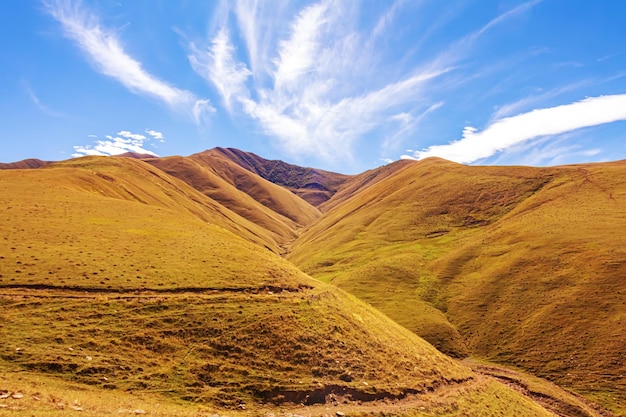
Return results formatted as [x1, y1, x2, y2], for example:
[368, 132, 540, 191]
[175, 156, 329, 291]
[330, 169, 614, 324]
[0, 368, 555, 417]
[288, 158, 626, 415]
[0, 370, 207, 416]
[0, 159, 306, 290]
[146, 150, 322, 249]
[1, 155, 552, 415]
[2, 154, 619, 415]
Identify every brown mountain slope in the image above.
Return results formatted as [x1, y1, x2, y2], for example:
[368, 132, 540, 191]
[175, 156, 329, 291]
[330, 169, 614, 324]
[189, 149, 321, 226]
[287, 158, 626, 415]
[211, 147, 351, 207]
[0, 156, 556, 416]
[0, 158, 50, 169]
[145, 151, 320, 249]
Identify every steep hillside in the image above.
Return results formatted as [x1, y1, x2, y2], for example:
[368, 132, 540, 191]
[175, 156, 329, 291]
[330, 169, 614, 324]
[189, 149, 321, 226]
[212, 147, 351, 206]
[288, 158, 626, 415]
[145, 152, 319, 250]
[0, 156, 557, 415]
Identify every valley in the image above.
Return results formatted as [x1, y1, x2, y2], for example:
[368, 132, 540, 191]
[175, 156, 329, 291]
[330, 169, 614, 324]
[1, 150, 624, 416]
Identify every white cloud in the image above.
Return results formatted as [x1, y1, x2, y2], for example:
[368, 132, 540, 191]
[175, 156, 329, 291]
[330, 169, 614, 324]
[44, 0, 214, 123]
[474, 0, 543, 39]
[117, 130, 146, 140]
[190, 1, 458, 165]
[273, 2, 327, 89]
[72, 129, 161, 157]
[405, 94, 626, 163]
[390, 113, 413, 125]
[187, 0, 545, 167]
[189, 29, 251, 112]
[145, 129, 164, 141]
[491, 81, 590, 120]
[371, 0, 406, 40]
[382, 102, 444, 154]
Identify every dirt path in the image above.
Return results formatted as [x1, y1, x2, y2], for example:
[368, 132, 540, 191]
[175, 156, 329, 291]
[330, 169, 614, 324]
[264, 374, 490, 417]
[464, 359, 615, 417]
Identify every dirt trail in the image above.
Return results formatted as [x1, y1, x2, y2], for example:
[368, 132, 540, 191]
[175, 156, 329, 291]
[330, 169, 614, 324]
[1, 285, 615, 416]
[464, 359, 615, 417]
[263, 374, 489, 417]
[0, 283, 310, 300]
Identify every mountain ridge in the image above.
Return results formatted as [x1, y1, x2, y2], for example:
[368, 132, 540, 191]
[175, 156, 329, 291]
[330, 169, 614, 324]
[1, 149, 624, 415]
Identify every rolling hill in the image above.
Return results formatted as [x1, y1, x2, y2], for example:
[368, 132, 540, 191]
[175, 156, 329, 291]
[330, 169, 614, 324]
[0, 155, 563, 416]
[287, 157, 626, 415]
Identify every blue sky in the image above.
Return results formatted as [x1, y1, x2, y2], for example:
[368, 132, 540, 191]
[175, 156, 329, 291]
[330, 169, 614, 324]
[2, 0, 625, 173]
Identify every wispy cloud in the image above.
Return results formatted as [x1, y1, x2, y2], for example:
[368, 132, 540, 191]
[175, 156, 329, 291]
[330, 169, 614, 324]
[189, 1, 460, 165]
[189, 29, 251, 112]
[273, 2, 327, 89]
[491, 80, 590, 120]
[72, 129, 164, 157]
[404, 94, 626, 163]
[382, 102, 444, 154]
[475, 0, 543, 39]
[491, 132, 602, 166]
[44, 0, 214, 123]
[371, 0, 407, 40]
[186, 0, 545, 167]
[23, 80, 66, 118]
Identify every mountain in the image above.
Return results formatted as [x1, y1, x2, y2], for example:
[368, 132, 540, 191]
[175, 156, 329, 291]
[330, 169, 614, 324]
[209, 147, 351, 207]
[144, 149, 321, 252]
[0, 154, 563, 416]
[1, 150, 623, 415]
[287, 157, 626, 415]
[0, 157, 50, 169]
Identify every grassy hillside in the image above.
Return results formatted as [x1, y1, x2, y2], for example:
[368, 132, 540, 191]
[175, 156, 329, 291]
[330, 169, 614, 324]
[145, 153, 319, 252]
[288, 158, 626, 415]
[211, 147, 351, 207]
[0, 156, 557, 415]
[188, 149, 321, 226]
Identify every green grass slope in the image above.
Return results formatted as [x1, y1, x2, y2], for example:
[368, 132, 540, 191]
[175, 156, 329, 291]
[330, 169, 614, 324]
[0, 156, 556, 415]
[287, 158, 626, 415]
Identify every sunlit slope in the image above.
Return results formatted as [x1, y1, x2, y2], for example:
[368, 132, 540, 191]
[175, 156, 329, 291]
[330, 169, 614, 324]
[190, 149, 321, 226]
[436, 161, 626, 411]
[287, 158, 626, 413]
[318, 159, 416, 212]
[212, 147, 351, 207]
[146, 151, 320, 248]
[0, 157, 514, 411]
[288, 158, 548, 356]
[48, 156, 284, 250]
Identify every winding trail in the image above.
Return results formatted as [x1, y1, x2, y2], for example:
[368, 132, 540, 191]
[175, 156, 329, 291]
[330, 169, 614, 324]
[464, 358, 615, 417]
